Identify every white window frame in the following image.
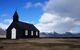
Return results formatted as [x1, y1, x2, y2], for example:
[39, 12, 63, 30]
[31, 31, 33, 36]
[36, 31, 38, 36]
[25, 30, 28, 35]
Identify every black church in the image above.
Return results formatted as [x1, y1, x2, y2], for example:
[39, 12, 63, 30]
[6, 11, 40, 39]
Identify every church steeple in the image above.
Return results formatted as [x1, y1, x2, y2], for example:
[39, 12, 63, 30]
[13, 11, 19, 22]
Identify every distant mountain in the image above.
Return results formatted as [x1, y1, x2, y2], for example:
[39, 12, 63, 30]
[40, 32, 80, 37]
[40, 32, 49, 37]
[0, 28, 6, 35]
[0, 28, 6, 38]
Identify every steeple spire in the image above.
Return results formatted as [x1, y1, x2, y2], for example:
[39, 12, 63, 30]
[13, 11, 19, 22]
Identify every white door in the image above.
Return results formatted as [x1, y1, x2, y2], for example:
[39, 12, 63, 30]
[11, 28, 16, 39]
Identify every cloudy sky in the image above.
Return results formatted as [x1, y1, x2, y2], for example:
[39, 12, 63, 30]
[0, 0, 80, 33]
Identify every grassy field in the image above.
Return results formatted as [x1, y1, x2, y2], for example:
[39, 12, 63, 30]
[0, 38, 80, 50]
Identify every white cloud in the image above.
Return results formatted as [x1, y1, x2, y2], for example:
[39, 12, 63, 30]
[24, 2, 47, 9]
[39, 13, 60, 24]
[0, 19, 12, 30]
[24, 2, 32, 9]
[4, 19, 12, 24]
[35, 13, 75, 33]
[45, 0, 80, 19]
[35, 0, 80, 33]
[34, 2, 44, 8]
[1, 14, 8, 17]
[0, 23, 8, 30]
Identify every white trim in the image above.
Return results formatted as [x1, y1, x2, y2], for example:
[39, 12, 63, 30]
[11, 28, 16, 39]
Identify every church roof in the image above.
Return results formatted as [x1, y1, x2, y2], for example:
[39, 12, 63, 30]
[14, 21, 39, 31]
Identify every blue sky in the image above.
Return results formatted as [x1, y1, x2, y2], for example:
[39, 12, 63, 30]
[0, 0, 80, 33]
[0, 0, 48, 24]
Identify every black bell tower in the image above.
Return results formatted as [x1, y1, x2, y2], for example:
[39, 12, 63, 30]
[13, 11, 19, 22]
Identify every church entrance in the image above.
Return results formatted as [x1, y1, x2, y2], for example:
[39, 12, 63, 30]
[11, 28, 16, 39]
